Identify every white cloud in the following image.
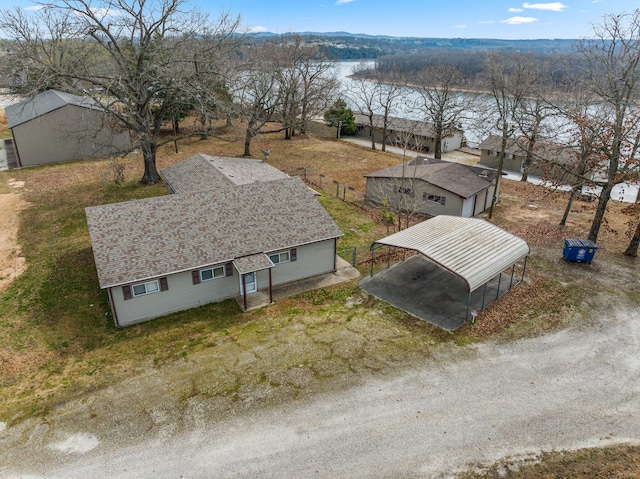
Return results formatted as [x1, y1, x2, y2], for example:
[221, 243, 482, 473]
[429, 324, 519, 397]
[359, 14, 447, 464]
[501, 16, 539, 24]
[522, 2, 567, 12]
[335, 0, 355, 5]
[478, 20, 495, 24]
[454, 24, 467, 29]
[248, 25, 269, 33]
[24, 5, 46, 11]
[508, 8, 524, 12]
[70, 7, 121, 18]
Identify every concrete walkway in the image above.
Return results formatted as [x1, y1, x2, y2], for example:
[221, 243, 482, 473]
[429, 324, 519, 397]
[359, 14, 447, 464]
[235, 256, 360, 311]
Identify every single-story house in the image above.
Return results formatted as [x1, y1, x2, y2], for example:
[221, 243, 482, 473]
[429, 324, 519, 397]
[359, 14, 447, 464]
[365, 157, 499, 217]
[354, 114, 463, 153]
[478, 135, 577, 180]
[85, 155, 343, 327]
[5, 89, 131, 168]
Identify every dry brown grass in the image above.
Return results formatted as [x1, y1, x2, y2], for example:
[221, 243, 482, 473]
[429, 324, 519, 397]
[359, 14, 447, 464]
[0, 108, 10, 139]
[151, 121, 404, 192]
[0, 120, 638, 479]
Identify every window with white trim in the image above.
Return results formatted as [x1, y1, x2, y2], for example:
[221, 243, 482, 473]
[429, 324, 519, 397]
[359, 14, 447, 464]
[269, 251, 290, 264]
[132, 279, 160, 297]
[200, 266, 225, 281]
[423, 193, 446, 206]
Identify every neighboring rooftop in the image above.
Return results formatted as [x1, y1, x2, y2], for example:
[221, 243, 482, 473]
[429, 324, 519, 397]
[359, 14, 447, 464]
[354, 114, 461, 138]
[161, 154, 288, 193]
[478, 134, 577, 167]
[85, 176, 343, 288]
[365, 159, 497, 198]
[5, 89, 101, 128]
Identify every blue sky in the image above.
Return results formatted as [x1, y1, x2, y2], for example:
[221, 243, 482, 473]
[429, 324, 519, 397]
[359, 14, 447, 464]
[215, 0, 636, 39]
[10, 0, 637, 39]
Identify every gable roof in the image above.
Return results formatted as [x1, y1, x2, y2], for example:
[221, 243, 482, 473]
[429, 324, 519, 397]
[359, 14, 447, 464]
[354, 114, 462, 139]
[365, 159, 497, 199]
[477, 135, 523, 155]
[372, 215, 530, 292]
[478, 135, 578, 168]
[161, 154, 288, 193]
[5, 89, 101, 128]
[85, 176, 343, 288]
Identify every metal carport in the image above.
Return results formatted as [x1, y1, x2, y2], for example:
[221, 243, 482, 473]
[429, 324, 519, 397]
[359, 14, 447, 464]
[362, 216, 530, 329]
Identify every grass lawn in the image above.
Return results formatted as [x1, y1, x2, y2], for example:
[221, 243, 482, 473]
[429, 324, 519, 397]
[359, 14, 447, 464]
[0, 120, 638, 475]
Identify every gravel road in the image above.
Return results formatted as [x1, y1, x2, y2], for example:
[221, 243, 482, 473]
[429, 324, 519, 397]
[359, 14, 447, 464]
[2, 303, 639, 478]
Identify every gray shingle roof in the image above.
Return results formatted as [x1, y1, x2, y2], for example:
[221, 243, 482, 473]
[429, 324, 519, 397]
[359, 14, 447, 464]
[478, 135, 577, 167]
[354, 114, 462, 138]
[365, 160, 496, 199]
[161, 154, 288, 193]
[85, 176, 343, 288]
[5, 89, 101, 128]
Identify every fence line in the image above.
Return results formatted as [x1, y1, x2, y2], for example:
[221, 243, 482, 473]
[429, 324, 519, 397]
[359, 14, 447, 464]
[283, 166, 369, 208]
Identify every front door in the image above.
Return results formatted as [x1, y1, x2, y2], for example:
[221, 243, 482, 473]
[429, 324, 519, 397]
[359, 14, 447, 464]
[240, 271, 257, 294]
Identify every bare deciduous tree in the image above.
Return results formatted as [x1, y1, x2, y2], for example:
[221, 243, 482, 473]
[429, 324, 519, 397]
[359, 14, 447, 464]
[0, 0, 240, 184]
[575, 10, 640, 242]
[412, 65, 475, 159]
[346, 62, 381, 150]
[485, 52, 537, 218]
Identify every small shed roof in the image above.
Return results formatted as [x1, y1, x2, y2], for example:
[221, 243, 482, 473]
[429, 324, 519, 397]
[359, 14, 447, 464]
[86, 176, 343, 288]
[5, 89, 101, 128]
[372, 215, 529, 292]
[161, 154, 288, 193]
[365, 160, 496, 199]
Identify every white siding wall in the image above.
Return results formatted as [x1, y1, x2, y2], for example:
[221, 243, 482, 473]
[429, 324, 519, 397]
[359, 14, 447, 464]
[110, 240, 337, 327]
[256, 240, 336, 288]
[366, 177, 465, 216]
[12, 105, 131, 167]
[111, 268, 240, 327]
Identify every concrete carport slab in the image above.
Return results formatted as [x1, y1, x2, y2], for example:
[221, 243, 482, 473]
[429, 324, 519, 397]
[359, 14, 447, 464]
[359, 216, 529, 331]
[359, 254, 515, 331]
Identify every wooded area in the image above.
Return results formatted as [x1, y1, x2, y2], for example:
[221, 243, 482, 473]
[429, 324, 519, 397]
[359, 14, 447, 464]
[0, 1, 638, 256]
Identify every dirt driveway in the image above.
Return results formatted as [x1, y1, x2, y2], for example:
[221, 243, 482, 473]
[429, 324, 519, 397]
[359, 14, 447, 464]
[1, 294, 639, 478]
[0, 181, 27, 291]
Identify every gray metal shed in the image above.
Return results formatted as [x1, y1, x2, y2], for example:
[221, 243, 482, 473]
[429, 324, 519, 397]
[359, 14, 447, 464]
[5, 89, 131, 167]
[367, 215, 530, 326]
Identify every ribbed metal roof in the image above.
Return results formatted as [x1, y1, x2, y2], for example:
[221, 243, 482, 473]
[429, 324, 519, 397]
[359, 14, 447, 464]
[5, 89, 101, 128]
[373, 215, 529, 292]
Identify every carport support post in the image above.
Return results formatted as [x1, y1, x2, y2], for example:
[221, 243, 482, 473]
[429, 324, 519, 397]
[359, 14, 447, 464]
[521, 257, 528, 283]
[481, 283, 487, 310]
[465, 293, 471, 322]
[509, 264, 516, 290]
[370, 250, 374, 276]
[387, 246, 391, 269]
[496, 272, 502, 299]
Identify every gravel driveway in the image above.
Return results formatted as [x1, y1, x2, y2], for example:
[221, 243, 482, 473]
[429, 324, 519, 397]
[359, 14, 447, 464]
[2, 300, 639, 478]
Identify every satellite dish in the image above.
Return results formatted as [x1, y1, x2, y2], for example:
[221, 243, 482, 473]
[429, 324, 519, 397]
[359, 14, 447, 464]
[262, 149, 270, 161]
